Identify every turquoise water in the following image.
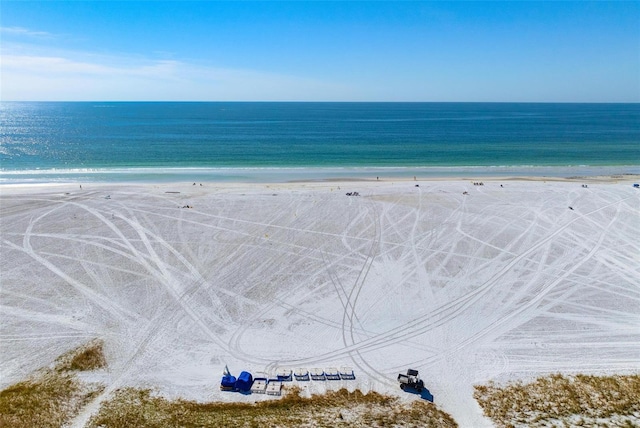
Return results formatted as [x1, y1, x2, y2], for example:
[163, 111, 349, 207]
[1, 102, 638, 183]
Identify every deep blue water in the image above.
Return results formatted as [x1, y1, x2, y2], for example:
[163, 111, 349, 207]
[1, 102, 638, 182]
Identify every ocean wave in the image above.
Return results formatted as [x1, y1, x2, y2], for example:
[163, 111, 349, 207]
[2, 165, 639, 175]
[1, 165, 639, 185]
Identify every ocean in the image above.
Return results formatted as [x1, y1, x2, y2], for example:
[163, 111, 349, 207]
[1, 102, 638, 183]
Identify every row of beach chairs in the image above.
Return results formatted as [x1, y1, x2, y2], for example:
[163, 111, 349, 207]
[250, 378, 282, 396]
[294, 367, 355, 381]
[250, 367, 355, 395]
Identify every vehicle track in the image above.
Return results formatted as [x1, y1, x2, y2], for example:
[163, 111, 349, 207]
[260, 194, 636, 366]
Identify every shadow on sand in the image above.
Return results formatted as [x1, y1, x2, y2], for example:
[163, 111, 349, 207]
[421, 388, 434, 402]
[401, 386, 434, 402]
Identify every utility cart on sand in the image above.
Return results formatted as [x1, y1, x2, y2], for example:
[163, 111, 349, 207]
[398, 369, 424, 392]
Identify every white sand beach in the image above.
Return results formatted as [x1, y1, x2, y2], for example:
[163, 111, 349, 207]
[1, 176, 639, 427]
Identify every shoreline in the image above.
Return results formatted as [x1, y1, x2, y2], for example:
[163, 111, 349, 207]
[1, 165, 639, 186]
[1, 172, 639, 194]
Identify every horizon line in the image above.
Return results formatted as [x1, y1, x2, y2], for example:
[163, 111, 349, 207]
[3, 100, 639, 104]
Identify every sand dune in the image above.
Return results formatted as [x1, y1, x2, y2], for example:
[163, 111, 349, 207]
[1, 178, 638, 426]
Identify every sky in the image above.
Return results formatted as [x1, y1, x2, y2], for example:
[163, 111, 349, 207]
[1, 1, 639, 102]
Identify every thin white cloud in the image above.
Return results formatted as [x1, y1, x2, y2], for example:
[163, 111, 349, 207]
[1, 54, 180, 77]
[1, 26, 55, 38]
[0, 52, 355, 101]
[5, 49, 635, 102]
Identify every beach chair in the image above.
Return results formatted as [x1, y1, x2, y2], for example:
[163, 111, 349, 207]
[325, 367, 340, 380]
[276, 368, 293, 381]
[310, 368, 326, 381]
[251, 377, 268, 394]
[266, 381, 283, 396]
[339, 367, 355, 380]
[294, 368, 309, 381]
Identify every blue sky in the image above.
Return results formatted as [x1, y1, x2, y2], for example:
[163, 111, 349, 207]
[1, 1, 639, 101]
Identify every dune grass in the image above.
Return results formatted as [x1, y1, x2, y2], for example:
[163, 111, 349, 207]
[2, 340, 456, 427]
[87, 386, 458, 428]
[55, 339, 107, 372]
[15, 341, 639, 427]
[474, 373, 640, 427]
[0, 341, 106, 428]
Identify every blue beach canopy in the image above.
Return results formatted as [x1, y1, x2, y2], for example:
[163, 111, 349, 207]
[235, 371, 253, 392]
[221, 375, 236, 388]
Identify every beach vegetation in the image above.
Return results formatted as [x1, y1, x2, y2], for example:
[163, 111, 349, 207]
[0, 341, 106, 428]
[1, 340, 457, 428]
[473, 373, 640, 427]
[55, 338, 108, 372]
[87, 386, 458, 428]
